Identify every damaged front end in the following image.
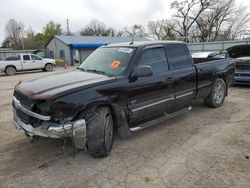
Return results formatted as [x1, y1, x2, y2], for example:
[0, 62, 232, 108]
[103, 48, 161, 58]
[12, 95, 87, 149]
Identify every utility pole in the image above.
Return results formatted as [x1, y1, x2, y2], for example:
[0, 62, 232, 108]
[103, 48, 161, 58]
[66, 18, 70, 35]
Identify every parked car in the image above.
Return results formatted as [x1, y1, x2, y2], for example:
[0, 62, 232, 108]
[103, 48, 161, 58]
[0, 54, 56, 76]
[12, 41, 234, 157]
[226, 45, 250, 85]
[192, 51, 226, 58]
[234, 56, 250, 85]
[191, 51, 226, 64]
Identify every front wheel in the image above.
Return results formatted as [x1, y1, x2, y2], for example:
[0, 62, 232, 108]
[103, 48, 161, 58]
[87, 107, 114, 158]
[44, 64, 53, 72]
[204, 78, 226, 108]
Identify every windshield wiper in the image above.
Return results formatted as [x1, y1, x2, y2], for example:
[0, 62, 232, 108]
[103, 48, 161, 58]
[78, 67, 107, 75]
[86, 69, 107, 75]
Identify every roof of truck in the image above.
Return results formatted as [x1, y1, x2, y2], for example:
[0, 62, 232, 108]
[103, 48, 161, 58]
[106, 41, 185, 48]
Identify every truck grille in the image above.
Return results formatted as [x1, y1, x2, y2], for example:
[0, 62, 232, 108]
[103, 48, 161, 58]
[236, 60, 250, 71]
[13, 91, 35, 110]
[13, 91, 38, 126]
[15, 108, 30, 124]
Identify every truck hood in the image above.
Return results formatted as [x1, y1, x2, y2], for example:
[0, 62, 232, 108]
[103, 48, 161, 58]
[43, 58, 55, 63]
[15, 70, 115, 100]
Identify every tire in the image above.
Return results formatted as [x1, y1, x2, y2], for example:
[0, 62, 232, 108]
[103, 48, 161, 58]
[44, 64, 53, 72]
[87, 107, 114, 158]
[5, 66, 16, 76]
[204, 78, 226, 108]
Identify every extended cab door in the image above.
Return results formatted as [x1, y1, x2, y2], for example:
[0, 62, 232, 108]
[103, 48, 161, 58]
[165, 44, 197, 110]
[128, 46, 174, 126]
[21, 54, 34, 70]
[30, 54, 44, 69]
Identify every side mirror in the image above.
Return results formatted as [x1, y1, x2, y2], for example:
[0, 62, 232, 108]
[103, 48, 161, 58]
[132, 65, 153, 78]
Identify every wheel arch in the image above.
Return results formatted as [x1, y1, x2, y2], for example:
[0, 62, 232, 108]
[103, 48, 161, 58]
[74, 101, 131, 138]
[5, 65, 17, 71]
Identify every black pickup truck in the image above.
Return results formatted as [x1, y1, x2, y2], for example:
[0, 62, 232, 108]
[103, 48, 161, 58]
[13, 41, 234, 157]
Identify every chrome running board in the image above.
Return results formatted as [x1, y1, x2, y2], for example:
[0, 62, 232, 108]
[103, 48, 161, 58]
[130, 105, 192, 132]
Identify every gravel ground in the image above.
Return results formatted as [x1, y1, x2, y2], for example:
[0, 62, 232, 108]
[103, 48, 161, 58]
[0, 67, 250, 188]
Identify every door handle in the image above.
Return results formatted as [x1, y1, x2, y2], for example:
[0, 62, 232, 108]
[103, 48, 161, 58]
[166, 77, 173, 83]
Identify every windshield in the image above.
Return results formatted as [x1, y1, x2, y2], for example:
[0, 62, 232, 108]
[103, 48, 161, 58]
[79, 47, 135, 76]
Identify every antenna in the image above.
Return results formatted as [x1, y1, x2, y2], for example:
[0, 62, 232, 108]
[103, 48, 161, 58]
[129, 32, 135, 45]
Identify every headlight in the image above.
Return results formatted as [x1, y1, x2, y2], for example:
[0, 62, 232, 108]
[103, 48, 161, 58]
[39, 102, 51, 113]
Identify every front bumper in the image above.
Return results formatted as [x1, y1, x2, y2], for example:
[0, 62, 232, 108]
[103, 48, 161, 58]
[234, 76, 250, 85]
[13, 110, 86, 139]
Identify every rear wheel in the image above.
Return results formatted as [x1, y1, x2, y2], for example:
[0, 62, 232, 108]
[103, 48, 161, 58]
[5, 66, 16, 76]
[44, 64, 53, 72]
[87, 107, 114, 158]
[204, 78, 226, 108]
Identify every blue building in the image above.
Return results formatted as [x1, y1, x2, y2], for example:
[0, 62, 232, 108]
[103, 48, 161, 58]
[45, 35, 149, 65]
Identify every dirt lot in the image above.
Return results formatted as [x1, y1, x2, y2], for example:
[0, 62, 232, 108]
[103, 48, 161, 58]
[0, 67, 250, 188]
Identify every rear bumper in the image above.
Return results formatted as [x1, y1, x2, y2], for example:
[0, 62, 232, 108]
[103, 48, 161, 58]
[13, 109, 86, 139]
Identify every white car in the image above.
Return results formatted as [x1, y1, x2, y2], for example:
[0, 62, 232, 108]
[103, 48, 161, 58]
[192, 51, 225, 59]
[0, 54, 56, 76]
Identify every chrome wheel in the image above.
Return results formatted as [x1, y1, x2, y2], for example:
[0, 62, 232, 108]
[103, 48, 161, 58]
[213, 81, 225, 104]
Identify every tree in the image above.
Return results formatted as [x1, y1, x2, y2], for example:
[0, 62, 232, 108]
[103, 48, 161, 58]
[193, 0, 250, 41]
[123, 24, 145, 37]
[23, 27, 44, 49]
[80, 19, 115, 36]
[147, 19, 176, 40]
[1, 37, 12, 48]
[170, 0, 211, 42]
[4, 19, 24, 49]
[43, 21, 62, 43]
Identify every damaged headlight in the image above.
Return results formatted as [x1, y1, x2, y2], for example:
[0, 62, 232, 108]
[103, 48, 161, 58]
[50, 102, 76, 121]
[39, 102, 51, 113]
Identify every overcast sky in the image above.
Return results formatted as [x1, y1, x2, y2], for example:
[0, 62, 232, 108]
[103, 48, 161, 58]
[0, 0, 249, 43]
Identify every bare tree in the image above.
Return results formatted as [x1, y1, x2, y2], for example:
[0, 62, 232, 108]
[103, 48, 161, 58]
[148, 19, 176, 40]
[123, 24, 145, 37]
[171, 0, 211, 42]
[5, 19, 24, 49]
[193, 0, 250, 41]
[80, 19, 115, 36]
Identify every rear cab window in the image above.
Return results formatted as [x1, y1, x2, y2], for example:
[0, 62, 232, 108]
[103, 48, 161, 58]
[166, 44, 191, 70]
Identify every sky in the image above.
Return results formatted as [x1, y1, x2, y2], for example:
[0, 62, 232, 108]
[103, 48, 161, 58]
[0, 0, 249, 43]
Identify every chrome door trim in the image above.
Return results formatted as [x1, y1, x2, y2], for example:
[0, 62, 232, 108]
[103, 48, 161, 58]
[175, 91, 193, 99]
[132, 97, 174, 112]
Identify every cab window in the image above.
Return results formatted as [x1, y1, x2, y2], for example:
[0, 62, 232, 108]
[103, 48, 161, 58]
[138, 48, 168, 74]
[23, 55, 30, 60]
[31, 55, 42, 60]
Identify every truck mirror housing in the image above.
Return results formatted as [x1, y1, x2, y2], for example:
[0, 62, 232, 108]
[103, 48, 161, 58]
[132, 65, 153, 78]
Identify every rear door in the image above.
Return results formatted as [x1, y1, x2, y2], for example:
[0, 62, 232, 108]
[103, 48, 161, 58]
[30, 54, 44, 69]
[128, 46, 174, 126]
[21, 55, 34, 70]
[165, 44, 197, 110]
